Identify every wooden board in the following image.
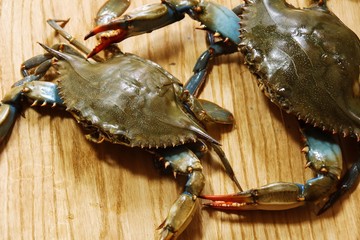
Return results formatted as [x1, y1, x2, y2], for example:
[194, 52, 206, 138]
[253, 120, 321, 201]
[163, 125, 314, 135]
[0, 0, 359, 239]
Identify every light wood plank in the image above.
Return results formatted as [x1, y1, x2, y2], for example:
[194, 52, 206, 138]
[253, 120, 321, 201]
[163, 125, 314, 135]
[0, 0, 359, 239]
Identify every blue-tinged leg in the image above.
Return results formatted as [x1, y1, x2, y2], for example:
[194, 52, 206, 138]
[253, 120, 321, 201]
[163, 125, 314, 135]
[21, 54, 53, 77]
[7, 82, 64, 108]
[184, 41, 238, 96]
[154, 145, 205, 240]
[201, 127, 343, 212]
[0, 81, 64, 143]
[317, 145, 360, 215]
[300, 127, 342, 204]
[184, 3, 244, 96]
[20, 42, 90, 81]
[0, 104, 18, 143]
[153, 134, 243, 239]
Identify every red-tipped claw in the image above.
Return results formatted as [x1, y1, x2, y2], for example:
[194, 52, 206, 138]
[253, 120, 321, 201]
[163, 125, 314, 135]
[87, 31, 127, 58]
[200, 192, 255, 210]
[84, 20, 125, 40]
[84, 21, 128, 58]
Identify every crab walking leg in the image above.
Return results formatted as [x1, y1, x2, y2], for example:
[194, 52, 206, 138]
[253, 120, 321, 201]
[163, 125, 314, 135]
[184, 5, 243, 96]
[0, 81, 64, 142]
[21, 54, 53, 77]
[202, 127, 343, 211]
[156, 145, 205, 240]
[20, 43, 89, 80]
[184, 41, 238, 96]
[318, 145, 360, 214]
[2, 82, 64, 108]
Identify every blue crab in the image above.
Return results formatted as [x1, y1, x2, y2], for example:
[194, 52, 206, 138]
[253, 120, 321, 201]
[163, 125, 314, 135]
[85, 0, 360, 214]
[0, 1, 244, 239]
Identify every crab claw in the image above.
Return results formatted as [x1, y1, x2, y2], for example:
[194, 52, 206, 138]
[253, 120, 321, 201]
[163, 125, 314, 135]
[84, 21, 124, 41]
[201, 192, 257, 210]
[84, 3, 188, 57]
[201, 183, 306, 211]
[85, 1, 241, 58]
[85, 26, 127, 58]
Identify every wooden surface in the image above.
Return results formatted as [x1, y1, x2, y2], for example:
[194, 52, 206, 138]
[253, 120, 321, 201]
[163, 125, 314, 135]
[0, 0, 359, 239]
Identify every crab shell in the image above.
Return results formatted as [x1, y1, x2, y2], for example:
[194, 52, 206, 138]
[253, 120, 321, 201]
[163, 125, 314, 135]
[239, 0, 360, 139]
[54, 50, 216, 148]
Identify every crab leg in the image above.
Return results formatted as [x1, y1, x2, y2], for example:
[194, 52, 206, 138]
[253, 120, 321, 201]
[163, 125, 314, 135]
[183, 5, 243, 96]
[3, 82, 63, 108]
[318, 146, 360, 214]
[202, 127, 343, 212]
[21, 54, 53, 77]
[184, 40, 239, 96]
[155, 145, 205, 240]
[0, 104, 18, 143]
[84, 0, 240, 58]
[0, 80, 64, 142]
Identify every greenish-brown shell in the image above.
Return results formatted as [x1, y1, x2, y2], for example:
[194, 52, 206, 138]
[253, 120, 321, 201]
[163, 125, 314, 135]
[240, 0, 360, 139]
[54, 52, 214, 148]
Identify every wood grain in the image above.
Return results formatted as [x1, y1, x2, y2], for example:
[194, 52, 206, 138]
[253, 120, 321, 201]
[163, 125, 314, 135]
[0, 0, 359, 239]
